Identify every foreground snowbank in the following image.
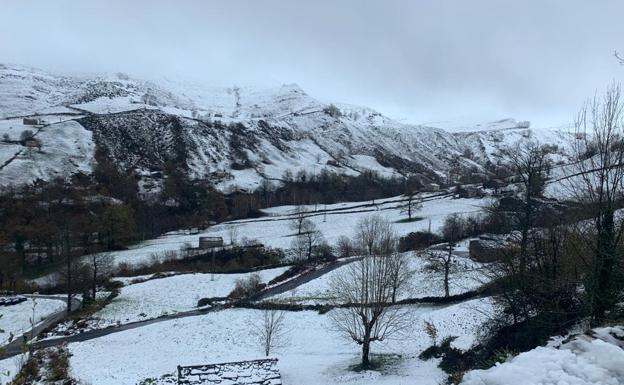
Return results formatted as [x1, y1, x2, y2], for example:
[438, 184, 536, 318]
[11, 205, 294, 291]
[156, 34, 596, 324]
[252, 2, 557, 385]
[461, 326, 624, 385]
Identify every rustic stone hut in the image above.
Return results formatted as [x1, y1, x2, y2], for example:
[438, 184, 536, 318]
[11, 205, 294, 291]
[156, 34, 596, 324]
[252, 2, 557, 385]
[199, 236, 224, 249]
[469, 234, 509, 263]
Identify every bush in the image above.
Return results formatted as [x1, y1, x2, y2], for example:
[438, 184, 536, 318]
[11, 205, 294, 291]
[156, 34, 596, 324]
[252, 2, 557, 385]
[19, 130, 34, 142]
[315, 241, 336, 262]
[336, 236, 355, 258]
[323, 104, 342, 118]
[399, 231, 442, 251]
[229, 273, 265, 299]
[47, 346, 71, 382]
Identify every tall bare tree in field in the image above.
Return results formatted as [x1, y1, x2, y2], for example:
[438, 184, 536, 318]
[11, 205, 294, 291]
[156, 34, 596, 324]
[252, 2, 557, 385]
[252, 310, 289, 357]
[290, 205, 309, 235]
[328, 215, 409, 368]
[86, 253, 114, 300]
[568, 83, 624, 322]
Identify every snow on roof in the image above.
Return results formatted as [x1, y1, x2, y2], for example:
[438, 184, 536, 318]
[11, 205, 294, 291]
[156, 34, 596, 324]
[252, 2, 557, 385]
[177, 358, 281, 385]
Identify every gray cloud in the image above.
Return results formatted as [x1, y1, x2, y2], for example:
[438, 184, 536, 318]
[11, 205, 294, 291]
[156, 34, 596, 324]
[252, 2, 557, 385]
[1, 0, 623, 127]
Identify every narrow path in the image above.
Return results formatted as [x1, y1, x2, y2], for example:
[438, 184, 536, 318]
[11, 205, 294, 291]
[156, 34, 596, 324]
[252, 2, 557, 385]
[251, 257, 361, 301]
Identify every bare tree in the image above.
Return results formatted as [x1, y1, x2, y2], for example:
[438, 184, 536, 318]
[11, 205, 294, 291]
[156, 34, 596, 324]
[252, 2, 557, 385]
[401, 191, 423, 221]
[227, 225, 239, 246]
[388, 251, 414, 303]
[291, 219, 323, 261]
[251, 310, 289, 357]
[86, 253, 114, 301]
[336, 235, 355, 258]
[424, 214, 467, 297]
[328, 215, 409, 368]
[504, 141, 552, 272]
[423, 250, 454, 298]
[355, 214, 394, 256]
[568, 83, 624, 321]
[290, 205, 309, 235]
[442, 214, 466, 257]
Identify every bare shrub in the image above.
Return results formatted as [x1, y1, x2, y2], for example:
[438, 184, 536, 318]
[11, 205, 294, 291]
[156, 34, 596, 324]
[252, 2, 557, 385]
[230, 273, 264, 299]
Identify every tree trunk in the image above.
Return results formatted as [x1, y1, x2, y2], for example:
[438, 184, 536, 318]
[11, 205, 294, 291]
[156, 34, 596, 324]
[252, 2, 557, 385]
[92, 264, 97, 301]
[444, 247, 452, 297]
[65, 232, 72, 313]
[593, 211, 616, 321]
[361, 339, 370, 368]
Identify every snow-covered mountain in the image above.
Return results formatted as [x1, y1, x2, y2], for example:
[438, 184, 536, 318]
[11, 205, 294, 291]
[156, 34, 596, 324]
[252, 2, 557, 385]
[0, 64, 570, 192]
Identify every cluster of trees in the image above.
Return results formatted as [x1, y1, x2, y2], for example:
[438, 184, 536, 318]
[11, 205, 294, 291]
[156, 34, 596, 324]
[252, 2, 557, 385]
[289, 206, 329, 262]
[249, 170, 425, 213]
[0, 177, 135, 289]
[480, 84, 624, 347]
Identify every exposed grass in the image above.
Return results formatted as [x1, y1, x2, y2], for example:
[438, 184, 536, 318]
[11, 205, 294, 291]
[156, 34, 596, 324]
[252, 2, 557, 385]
[9, 345, 76, 385]
[348, 353, 404, 374]
[395, 216, 424, 223]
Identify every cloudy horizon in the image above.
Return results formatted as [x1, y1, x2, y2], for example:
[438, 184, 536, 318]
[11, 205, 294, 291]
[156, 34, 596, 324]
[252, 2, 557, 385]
[1, 0, 623, 128]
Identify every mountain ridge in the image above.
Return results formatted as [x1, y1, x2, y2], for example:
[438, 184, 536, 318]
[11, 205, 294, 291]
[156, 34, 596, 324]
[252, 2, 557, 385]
[0, 64, 570, 193]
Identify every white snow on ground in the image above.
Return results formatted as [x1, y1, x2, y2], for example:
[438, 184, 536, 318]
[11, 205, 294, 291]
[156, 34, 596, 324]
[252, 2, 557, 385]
[269, 253, 487, 304]
[461, 326, 624, 385]
[92, 268, 288, 326]
[0, 298, 65, 345]
[0, 354, 25, 385]
[0, 119, 95, 186]
[68, 298, 495, 385]
[205, 195, 491, 250]
[68, 96, 157, 115]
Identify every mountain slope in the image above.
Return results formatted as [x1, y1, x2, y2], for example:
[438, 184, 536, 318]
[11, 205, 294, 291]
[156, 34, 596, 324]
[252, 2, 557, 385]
[0, 64, 570, 192]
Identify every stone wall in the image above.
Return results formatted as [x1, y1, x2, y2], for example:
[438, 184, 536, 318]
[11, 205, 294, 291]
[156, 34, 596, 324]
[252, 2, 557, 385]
[177, 358, 281, 385]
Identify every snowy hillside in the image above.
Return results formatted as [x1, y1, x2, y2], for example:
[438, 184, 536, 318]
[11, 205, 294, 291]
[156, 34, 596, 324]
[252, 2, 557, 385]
[0, 64, 570, 192]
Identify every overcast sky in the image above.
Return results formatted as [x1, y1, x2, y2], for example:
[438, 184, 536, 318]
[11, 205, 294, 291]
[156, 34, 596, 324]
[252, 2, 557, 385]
[1, 0, 623, 127]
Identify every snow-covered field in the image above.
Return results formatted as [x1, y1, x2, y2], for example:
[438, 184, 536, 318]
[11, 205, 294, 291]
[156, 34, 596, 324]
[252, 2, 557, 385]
[268, 252, 487, 304]
[0, 297, 65, 345]
[461, 326, 624, 385]
[205, 194, 490, 251]
[67, 298, 495, 385]
[93, 268, 288, 326]
[41, 268, 289, 339]
[0, 354, 25, 385]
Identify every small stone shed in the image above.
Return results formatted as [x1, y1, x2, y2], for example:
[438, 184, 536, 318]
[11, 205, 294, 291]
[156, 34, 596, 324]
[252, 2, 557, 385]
[177, 358, 281, 385]
[469, 234, 509, 263]
[199, 236, 224, 250]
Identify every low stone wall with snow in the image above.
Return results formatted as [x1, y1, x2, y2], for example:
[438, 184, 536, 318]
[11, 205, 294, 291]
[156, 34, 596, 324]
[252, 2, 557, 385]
[177, 358, 281, 385]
